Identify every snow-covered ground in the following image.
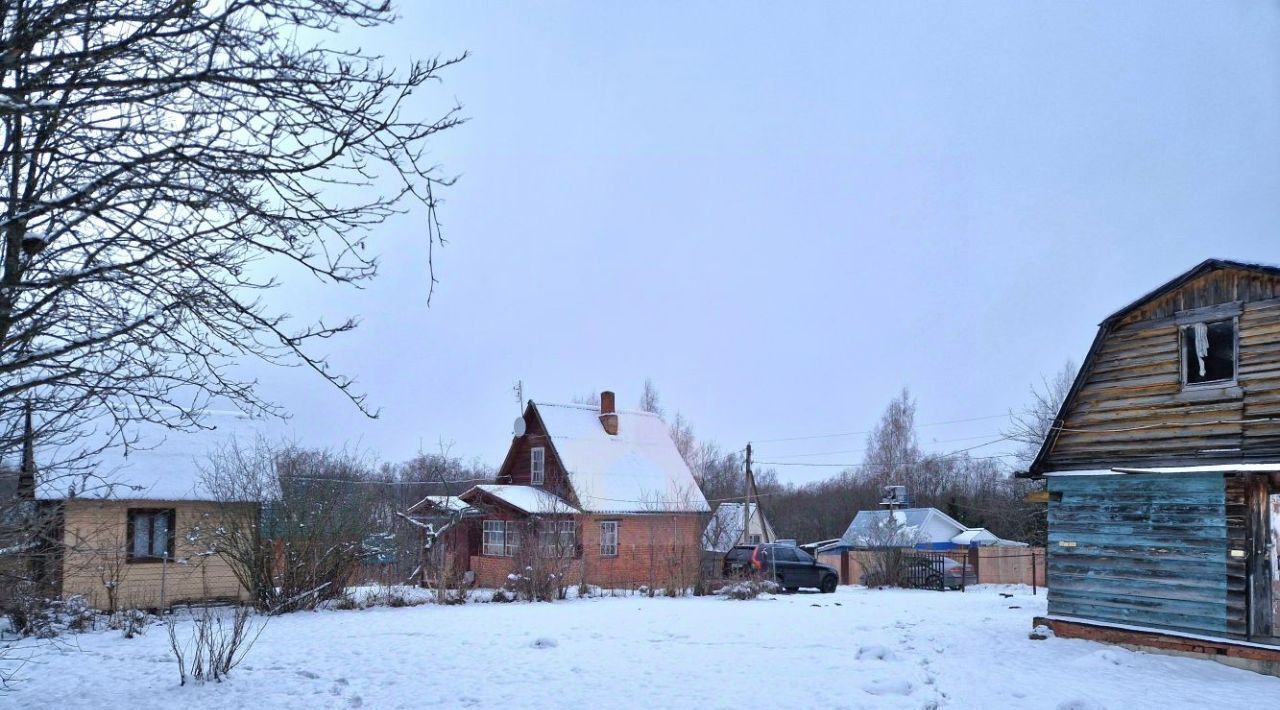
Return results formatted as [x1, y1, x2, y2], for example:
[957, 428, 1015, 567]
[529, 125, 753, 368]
[6, 585, 1279, 709]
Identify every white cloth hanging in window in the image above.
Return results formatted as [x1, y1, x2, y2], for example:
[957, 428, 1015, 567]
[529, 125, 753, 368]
[1193, 322, 1210, 377]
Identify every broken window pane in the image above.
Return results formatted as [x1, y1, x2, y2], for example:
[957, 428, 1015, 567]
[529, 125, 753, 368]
[1183, 319, 1235, 385]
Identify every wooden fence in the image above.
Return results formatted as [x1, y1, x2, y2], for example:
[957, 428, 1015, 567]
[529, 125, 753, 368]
[820, 546, 1046, 589]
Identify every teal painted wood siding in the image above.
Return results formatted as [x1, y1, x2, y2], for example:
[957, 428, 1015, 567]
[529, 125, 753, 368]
[1047, 473, 1231, 636]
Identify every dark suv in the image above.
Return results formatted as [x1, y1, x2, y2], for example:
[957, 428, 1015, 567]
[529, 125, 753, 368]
[723, 543, 839, 593]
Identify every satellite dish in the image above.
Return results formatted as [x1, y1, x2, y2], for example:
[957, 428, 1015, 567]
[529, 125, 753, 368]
[513, 417, 527, 437]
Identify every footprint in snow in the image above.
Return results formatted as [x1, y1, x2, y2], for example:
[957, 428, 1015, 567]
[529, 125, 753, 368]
[530, 637, 558, 649]
[296, 670, 320, 680]
[862, 679, 913, 696]
[1057, 700, 1106, 710]
[856, 645, 895, 661]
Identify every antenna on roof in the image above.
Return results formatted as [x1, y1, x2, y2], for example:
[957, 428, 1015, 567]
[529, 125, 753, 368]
[512, 380, 524, 414]
[880, 485, 911, 509]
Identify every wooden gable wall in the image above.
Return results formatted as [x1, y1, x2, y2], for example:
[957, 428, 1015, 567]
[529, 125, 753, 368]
[1040, 267, 1280, 471]
[495, 405, 576, 504]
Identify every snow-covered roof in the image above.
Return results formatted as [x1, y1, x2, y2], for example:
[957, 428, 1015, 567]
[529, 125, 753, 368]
[533, 402, 710, 514]
[839, 507, 1024, 548]
[462, 484, 580, 515]
[702, 502, 771, 552]
[35, 410, 289, 502]
[406, 495, 477, 516]
[840, 507, 967, 547]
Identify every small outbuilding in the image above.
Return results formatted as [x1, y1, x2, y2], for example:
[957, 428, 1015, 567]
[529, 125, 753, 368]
[1023, 259, 1280, 674]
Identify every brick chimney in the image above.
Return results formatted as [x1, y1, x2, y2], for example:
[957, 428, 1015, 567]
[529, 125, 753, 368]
[599, 390, 618, 435]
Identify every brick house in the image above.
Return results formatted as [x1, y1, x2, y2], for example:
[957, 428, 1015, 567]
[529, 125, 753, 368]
[436, 391, 710, 589]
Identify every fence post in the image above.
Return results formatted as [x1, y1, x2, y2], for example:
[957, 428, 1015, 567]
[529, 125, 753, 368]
[1031, 550, 1037, 596]
[161, 550, 169, 610]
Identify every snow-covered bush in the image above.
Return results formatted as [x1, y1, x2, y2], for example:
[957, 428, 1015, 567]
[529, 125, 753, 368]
[5, 591, 95, 638]
[715, 579, 779, 600]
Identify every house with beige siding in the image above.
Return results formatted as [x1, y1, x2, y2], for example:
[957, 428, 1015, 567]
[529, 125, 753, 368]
[27, 411, 275, 611]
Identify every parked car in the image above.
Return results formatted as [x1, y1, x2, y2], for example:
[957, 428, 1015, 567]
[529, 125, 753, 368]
[722, 543, 840, 593]
[861, 554, 976, 590]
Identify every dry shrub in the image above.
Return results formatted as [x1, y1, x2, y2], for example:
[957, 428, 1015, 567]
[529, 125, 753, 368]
[166, 605, 265, 686]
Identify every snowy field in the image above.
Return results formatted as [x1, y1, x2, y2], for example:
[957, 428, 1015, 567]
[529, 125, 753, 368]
[7, 585, 1280, 709]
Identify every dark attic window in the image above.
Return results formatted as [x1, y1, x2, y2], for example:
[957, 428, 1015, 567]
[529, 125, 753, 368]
[1182, 319, 1236, 386]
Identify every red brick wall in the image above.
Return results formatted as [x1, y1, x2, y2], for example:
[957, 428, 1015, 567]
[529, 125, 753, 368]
[464, 512, 706, 589]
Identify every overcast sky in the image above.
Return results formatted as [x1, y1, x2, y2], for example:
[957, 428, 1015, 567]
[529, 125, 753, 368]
[241, 1, 1280, 484]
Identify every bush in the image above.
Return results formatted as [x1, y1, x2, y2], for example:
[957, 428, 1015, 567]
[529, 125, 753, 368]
[166, 605, 265, 686]
[715, 579, 779, 600]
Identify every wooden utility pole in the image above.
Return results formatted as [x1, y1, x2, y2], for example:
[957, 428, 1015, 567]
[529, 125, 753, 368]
[742, 443, 753, 545]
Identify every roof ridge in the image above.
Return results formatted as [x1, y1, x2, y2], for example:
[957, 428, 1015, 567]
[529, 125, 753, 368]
[535, 401, 663, 418]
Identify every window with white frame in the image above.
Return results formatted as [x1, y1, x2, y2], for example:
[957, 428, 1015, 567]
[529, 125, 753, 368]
[550, 519, 576, 557]
[600, 520, 619, 557]
[504, 523, 520, 557]
[530, 447, 545, 485]
[482, 520, 506, 556]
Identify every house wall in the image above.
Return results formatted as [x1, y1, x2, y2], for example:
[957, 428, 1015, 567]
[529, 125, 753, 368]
[60, 499, 254, 610]
[1046, 473, 1235, 637]
[1043, 270, 1280, 471]
[497, 408, 574, 503]
[469, 512, 704, 589]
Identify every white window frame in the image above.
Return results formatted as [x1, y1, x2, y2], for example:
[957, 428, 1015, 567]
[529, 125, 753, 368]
[504, 522, 520, 557]
[600, 520, 619, 557]
[482, 520, 506, 557]
[540, 520, 577, 557]
[558, 520, 576, 557]
[530, 446, 545, 485]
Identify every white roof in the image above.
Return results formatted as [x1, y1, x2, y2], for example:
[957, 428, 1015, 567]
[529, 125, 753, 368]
[407, 495, 475, 515]
[534, 403, 710, 514]
[464, 484, 580, 515]
[36, 410, 288, 502]
[702, 502, 771, 552]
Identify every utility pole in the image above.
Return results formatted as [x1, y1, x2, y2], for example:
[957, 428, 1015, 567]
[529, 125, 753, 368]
[742, 443, 752, 545]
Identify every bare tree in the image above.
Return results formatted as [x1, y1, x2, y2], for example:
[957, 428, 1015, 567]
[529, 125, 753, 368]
[638, 379, 663, 416]
[1005, 359, 1077, 467]
[0, 1, 464, 490]
[200, 437, 380, 614]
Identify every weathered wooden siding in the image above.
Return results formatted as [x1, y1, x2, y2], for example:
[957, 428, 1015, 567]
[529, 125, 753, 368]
[1046, 473, 1233, 637]
[1043, 268, 1280, 471]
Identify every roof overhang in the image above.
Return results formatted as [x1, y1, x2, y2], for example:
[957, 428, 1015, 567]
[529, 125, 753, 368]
[460, 484, 581, 516]
[1041, 463, 1280, 477]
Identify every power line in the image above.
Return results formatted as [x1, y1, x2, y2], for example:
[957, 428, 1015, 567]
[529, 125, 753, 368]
[751, 413, 1010, 444]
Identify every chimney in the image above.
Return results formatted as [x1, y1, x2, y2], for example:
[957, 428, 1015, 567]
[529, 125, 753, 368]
[599, 390, 618, 435]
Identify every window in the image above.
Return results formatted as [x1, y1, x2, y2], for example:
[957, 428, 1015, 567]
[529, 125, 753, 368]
[772, 546, 798, 562]
[794, 548, 815, 564]
[600, 521, 619, 557]
[748, 534, 762, 545]
[482, 520, 506, 556]
[1182, 319, 1236, 385]
[530, 447, 545, 485]
[127, 508, 175, 562]
[541, 520, 576, 557]
[504, 523, 520, 557]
